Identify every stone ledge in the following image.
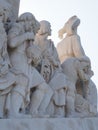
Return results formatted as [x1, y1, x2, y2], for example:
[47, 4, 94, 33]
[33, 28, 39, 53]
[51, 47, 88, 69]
[0, 118, 98, 130]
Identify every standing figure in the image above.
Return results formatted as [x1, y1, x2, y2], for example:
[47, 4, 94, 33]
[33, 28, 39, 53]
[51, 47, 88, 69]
[34, 20, 70, 117]
[8, 13, 53, 117]
[0, 6, 29, 119]
[57, 15, 97, 117]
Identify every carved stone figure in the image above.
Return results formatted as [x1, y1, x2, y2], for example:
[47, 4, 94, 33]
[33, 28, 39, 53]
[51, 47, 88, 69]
[0, 21, 16, 118]
[34, 20, 70, 117]
[57, 15, 86, 63]
[62, 57, 97, 117]
[8, 13, 53, 118]
[57, 15, 97, 117]
[61, 57, 87, 116]
[0, 0, 97, 119]
[0, 8, 31, 118]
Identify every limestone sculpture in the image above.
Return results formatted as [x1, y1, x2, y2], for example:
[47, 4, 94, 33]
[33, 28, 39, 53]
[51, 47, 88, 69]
[0, 21, 16, 118]
[0, 6, 31, 119]
[34, 20, 79, 117]
[57, 15, 85, 63]
[8, 13, 53, 118]
[0, 1, 97, 119]
[57, 15, 97, 117]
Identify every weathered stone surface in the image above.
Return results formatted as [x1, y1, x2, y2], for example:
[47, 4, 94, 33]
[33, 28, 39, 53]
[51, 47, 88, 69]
[0, 0, 97, 119]
[0, 118, 98, 130]
[1, 0, 20, 21]
[7, 0, 20, 19]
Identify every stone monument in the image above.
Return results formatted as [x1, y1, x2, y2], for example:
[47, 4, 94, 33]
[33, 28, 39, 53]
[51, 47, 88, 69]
[0, 1, 97, 130]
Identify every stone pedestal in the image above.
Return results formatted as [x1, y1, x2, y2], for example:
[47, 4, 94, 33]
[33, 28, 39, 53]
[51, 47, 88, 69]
[0, 118, 98, 130]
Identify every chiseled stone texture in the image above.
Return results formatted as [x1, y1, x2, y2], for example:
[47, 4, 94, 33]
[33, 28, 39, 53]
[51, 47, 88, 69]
[5, 0, 20, 21]
[0, 118, 98, 130]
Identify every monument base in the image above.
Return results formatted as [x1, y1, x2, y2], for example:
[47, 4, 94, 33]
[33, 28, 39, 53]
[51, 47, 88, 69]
[0, 118, 98, 130]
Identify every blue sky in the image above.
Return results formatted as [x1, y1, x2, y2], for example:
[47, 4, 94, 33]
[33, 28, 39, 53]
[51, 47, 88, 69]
[19, 0, 98, 91]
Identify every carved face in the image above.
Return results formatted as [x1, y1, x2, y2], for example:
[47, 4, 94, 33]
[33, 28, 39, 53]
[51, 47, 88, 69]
[18, 13, 40, 35]
[38, 20, 51, 36]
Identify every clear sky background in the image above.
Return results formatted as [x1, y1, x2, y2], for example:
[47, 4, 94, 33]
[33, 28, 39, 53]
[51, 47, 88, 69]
[19, 0, 98, 92]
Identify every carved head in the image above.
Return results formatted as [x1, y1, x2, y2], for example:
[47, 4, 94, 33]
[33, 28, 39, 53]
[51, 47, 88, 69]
[58, 15, 80, 39]
[18, 12, 40, 35]
[79, 56, 94, 77]
[37, 20, 51, 36]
